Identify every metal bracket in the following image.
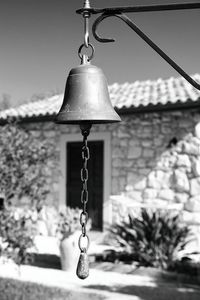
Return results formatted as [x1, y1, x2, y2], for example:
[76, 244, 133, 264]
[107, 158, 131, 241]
[77, 2, 200, 15]
[77, 2, 200, 90]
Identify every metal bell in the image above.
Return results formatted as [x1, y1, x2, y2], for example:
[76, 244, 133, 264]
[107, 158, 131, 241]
[55, 60, 121, 124]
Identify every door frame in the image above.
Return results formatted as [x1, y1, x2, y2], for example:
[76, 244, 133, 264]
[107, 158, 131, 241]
[59, 131, 112, 229]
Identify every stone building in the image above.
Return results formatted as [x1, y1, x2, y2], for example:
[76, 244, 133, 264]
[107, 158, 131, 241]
[0, 74, 200, 244]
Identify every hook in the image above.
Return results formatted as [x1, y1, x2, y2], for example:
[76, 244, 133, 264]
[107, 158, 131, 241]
[83, 0, 91, 48]
[92, 13, 200, 90]
[84, 16, 90, 47]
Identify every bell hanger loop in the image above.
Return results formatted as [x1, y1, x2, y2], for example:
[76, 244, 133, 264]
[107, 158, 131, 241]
[78, 44, 95, 64]
[78, 0, 95, 64]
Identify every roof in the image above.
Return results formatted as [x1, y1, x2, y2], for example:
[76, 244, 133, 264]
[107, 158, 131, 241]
[1, 74, 200, 122]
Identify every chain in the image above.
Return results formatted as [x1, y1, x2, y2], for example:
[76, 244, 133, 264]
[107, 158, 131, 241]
[78, 124, 91, 254]
[80, 133, 89, 238]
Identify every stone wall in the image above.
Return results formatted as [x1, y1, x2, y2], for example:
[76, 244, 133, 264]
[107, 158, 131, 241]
[108, 109, 200, 253]
[109, 111, 200, 224]
[22, 109, 200, 240]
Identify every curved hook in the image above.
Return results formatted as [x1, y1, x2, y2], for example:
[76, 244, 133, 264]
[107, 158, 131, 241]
[92, 13, 116, 43]
[92, 13, 200, 90]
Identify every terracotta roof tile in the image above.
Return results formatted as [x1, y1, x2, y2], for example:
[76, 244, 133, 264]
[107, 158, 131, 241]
[0, 74, 200, 121]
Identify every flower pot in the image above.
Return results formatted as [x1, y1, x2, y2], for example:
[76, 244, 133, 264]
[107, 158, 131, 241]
[59, 231, 80, 272]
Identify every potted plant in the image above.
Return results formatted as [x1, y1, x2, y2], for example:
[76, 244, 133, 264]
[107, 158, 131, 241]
[56, 207, 91, 272]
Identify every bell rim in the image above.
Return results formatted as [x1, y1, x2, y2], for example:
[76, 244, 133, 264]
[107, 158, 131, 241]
[55, 117, 121, 125]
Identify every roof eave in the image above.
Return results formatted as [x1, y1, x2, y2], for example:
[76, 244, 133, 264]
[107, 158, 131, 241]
[0, 98, 200, 125]
[117, 98, 200, 114]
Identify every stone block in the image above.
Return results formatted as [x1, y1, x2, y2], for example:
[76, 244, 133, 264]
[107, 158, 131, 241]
[145, 198, 169, 207]
[173, 169, 190, 192]
[192, 136, 200, 146]
[156, 155, 177, 170]
[119, 177, 126, 191]
[127, 146, 142, 159]
[161, 125, 171, 134]
[117, 130, 131, 138]
[138, 168, 151, 176]
[182, 211, 200, 225]
[137, 131, 152, 138]
[143, 149, 155, 158]
[112, 158, 122, 167]
[175, 193, 189, 203]
[190, 177, 200, 196]
[141, 140, 153, 147]
[44, 130, 56, 138]
[158, 189, 174, 201]
[136, 159, 146, 167]
[191, 158, 200, 177]
[148, 170, 171, 189]
[184, 196, 200, 212]
[112, 168, 120, 177]
[182, 142, 200, 156]
[112, 148, 124, 158]
[178, 119, 192, 128]
[30, 130, 41, 138]
[133, 178, 147, 190]
[143, 126, 153, 134]
[176, 154, 191, 169]
[143, 188, 157, 199]
[112, 137, 120, 146]
[122, 160, 134, 168]
[120, 139, 128, 147]
[154, 137, 163, 147]
[125, 185, 134, 192]
[129, 139, 140, 147]
[127, 172, 141, 186]
[126, 191, 142, 202]
[195, 122, 200, 139]
[112, 178, 120, 194]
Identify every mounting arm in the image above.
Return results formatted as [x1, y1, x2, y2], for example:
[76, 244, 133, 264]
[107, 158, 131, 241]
[77, 2, 200, 90]
[92, 13, 200, 90]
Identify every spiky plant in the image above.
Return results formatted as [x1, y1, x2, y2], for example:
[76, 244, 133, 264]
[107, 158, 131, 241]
[109, 209, 191, 269]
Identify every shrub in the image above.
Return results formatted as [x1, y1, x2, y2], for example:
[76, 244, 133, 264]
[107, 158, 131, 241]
[109, 208, 191, 269]
[0, 122, 55, 210]
[0, 208, 38, 266]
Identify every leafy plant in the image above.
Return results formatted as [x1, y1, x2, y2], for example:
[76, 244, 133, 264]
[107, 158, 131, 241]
[0, 208, 38, 266]
[109, 208, 191, 269]
[56, 207, 91, 240]
[0, 121, 55, 210]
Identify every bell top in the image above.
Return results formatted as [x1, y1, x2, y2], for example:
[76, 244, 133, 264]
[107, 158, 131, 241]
[69, 63, 104, 76]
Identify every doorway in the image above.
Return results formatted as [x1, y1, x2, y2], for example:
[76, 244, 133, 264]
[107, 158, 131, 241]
[67, 141, 103, 230]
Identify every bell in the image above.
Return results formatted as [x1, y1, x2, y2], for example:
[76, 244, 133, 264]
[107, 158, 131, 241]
[55, 60, 121, 124]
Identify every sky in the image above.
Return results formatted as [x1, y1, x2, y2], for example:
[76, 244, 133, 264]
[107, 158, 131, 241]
[0, 0, 200, 105]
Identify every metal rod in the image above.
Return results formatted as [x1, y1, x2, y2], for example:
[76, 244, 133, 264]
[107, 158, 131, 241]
[77, 2, 200, 15]
[92, 13, 200, 90]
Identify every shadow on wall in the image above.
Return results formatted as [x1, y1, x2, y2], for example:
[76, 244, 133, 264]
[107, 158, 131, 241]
[111, 113, 200, 252]
[113, 113, 200, 213]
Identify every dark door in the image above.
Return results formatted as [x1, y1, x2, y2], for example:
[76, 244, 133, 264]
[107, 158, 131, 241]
[67, 141, 103, 230]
